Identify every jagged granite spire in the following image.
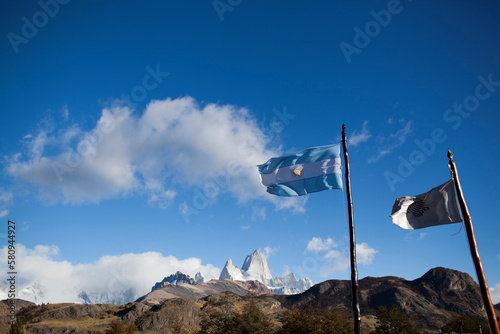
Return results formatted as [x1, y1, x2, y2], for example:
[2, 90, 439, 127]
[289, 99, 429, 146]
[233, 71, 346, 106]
[220, 250, 313, 295]
[241, 250, 273, 282]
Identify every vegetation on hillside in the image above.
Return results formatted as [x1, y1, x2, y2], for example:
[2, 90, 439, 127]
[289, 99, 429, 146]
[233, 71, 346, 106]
[441, 315, 491, 334]
[105, 320, 137, 334]
[371, 305, 420, 334]
[8, 318, 26, 334]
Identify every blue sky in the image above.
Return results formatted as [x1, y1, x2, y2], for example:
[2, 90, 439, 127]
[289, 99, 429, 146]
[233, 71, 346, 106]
[1, 0, 500, 304]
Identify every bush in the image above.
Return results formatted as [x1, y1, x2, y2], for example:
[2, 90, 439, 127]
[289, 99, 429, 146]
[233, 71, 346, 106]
[371, 305, 420, 334]
[198, 300, 275, 334]
[441, 315, 490, 334]
[277, 305, 352, 334]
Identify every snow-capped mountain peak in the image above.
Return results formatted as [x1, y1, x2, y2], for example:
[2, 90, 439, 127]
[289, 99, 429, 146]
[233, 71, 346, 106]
[219, 250, 313, 295]
[241, 250, 272, 282]
[219, 258, 245, 281]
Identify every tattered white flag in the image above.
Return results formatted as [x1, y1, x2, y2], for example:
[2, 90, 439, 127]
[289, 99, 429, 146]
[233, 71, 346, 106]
[390, 180, 463, 229]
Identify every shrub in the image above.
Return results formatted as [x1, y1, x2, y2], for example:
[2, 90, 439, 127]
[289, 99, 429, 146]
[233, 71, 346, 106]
[277, 305, 352, 334]
[371, 305, 420, 334]
[441, 315, 490, 334]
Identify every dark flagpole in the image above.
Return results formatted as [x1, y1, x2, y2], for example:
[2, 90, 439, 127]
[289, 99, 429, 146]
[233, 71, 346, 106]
[448, 151, 500, 334]
[342, 124, 361, 334]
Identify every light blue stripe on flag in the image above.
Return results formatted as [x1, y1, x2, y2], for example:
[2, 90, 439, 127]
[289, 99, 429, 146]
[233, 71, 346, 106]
[257, 144, 343, 196]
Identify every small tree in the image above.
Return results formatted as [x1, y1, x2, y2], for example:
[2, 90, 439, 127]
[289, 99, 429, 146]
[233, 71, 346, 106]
[278, 305, 352, 334]
[198, 304, 236, 334]
[198, 300, 275, 334]
[372, 305, 420, 334]
[278, 308, 317, 334]
[9, 318, 26, 334]
[235, 301, 275, 333]
[167, 314, 198, 334]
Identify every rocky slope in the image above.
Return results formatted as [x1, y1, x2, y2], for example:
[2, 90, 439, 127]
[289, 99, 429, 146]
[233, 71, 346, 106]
[276, 267, 487, 330]
[136, 279, 272, 305]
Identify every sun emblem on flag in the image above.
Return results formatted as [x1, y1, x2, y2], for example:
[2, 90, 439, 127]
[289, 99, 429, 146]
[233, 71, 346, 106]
[293, 166, 302, 177]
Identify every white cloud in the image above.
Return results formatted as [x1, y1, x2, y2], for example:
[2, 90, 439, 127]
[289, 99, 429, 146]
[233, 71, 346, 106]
[356, 242, 378, 265]
[368, 120, 413, 163]
[490, 283, 500, 304]
[241, 224, 251, 230]
[0, 188, 13, 218]
[270, 196, 307, 215]
[6, 96, 306, 213]
[320, 249, 349, 276]
[306, 237, 337, 252]
[0, 244, 220, 304]
[260, 246, 276, 259]
[306, 237, 377, 277]
[417, 232, 427, 241]
[0, 188, 13, 204]
[349, 120, 371, 147]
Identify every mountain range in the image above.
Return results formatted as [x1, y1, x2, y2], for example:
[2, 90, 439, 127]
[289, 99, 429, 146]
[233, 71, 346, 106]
[3, 249, 311, 305]
[2, 267, 498, 333]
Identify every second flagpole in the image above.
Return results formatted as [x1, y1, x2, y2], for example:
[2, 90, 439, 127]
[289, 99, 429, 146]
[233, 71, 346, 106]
[448, 151, 500, 334]
[342, 124, 361, 334]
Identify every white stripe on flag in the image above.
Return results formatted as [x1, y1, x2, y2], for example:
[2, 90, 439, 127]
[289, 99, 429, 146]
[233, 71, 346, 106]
[260, 158, 341, 186]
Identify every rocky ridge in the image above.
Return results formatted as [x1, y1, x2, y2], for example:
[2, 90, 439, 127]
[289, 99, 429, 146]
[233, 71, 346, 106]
[136, 279, 272, 305]
[151, 271, 204, 291]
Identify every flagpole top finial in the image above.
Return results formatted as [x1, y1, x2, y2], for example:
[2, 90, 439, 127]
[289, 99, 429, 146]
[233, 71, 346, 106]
[447, 150, 454, 161]
[342, 124, 345, 130]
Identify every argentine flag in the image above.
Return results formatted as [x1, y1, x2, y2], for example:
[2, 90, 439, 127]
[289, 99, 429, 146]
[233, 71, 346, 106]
[258, 144, 343, 196]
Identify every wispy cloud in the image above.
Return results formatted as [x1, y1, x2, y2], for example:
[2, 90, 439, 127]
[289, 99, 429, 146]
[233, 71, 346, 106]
[6, 96, 306, 213]
[305, 237, 377, 277]
[61, 104, 69, 121]
[260, 246, 276, 259]
[368, 120, 413, 163]
[349, 120, 371, 147]
[490, 283, 500, 304]
[241, 224, 251, 230]
[251, 206, 266, 221]
[0, 188, 13, 218]
[0, 244, 220, 304]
